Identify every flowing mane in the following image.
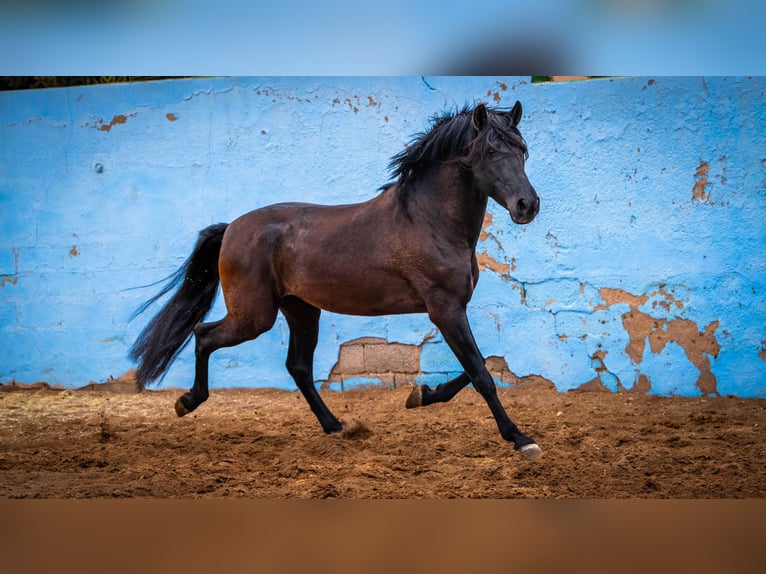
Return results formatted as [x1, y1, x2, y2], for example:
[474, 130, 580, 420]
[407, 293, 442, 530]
[384, 105, 528, 192]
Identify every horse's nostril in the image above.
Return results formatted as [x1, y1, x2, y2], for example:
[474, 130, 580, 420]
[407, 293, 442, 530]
[518, 198, 529, 213]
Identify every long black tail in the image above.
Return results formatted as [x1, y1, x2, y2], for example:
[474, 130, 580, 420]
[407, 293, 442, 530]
[129, 223, 229, 389]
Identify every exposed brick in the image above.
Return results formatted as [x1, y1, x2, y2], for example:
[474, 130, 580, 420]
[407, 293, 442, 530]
[485, 355, 510, 373]
[347, 337, 388, 346]
[364, 343, 420, 373]
[374, 374, 396, 389]
[393, 373, 417, 388]
[335, 343, 365, 375]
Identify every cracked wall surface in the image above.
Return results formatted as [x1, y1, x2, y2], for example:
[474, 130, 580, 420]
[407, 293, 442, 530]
[1, 76, 764, 397]
[321, 336, 556, 392]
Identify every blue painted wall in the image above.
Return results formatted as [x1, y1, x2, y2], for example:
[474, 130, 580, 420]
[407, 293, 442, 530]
[1, 76, 764, 396]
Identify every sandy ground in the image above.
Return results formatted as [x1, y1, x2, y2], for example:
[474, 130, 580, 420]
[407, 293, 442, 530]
[1, 383, 764, 498]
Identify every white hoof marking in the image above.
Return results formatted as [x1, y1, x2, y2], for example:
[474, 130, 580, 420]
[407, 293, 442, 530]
[519, 443, 543, 460]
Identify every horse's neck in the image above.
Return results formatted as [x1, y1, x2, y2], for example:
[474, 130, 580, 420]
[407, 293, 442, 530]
[408, 164, 488, 250]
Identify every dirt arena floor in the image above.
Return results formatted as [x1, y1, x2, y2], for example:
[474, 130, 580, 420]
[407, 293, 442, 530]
[1, 382, 764, 498]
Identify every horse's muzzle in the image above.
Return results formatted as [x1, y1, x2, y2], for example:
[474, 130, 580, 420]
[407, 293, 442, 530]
[510, 195, 539, 225]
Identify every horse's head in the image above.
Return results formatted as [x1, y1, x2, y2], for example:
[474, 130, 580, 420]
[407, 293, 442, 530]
[471, 101, 539, 225]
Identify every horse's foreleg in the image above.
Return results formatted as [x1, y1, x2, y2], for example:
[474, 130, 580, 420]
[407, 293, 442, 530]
[426, 300, 542, 460]
[281, 299, 343, 434]
[405, 372, 471, 408]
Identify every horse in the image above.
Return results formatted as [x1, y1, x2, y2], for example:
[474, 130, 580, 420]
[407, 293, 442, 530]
[130, 101, 542, 459]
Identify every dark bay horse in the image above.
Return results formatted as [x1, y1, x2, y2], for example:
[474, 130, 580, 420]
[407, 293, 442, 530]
[130, 101, 542, 459]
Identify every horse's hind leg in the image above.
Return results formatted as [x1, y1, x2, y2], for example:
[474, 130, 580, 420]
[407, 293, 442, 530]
[175, 312, 275, 416]
[280, 298, 343, 434]
[405, 372, 471, 408]
[175, 318, 242, 416]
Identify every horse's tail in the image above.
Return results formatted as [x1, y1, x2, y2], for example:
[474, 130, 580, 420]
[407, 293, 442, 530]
[129, 223, 229, 389]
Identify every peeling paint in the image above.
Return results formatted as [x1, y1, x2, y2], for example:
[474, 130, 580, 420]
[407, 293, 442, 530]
[590, 349, 609, 373]
[255, 87, 313, 104]
[651, 285, 685, 311]
[166, 113, 178, 121]
[477, 212, 519, 285]
[323, 337, 555, 392]
[1, 247, 19, 287]
[632, 373, 652, 393]
[69, 246, 79, 257]
[475, 252, 526, 304]
[576, 349, 623, 393]
[594, 287, 648, 311]
[484, 355, 556, 390]
[476, 252, 511, 277]
[479, 212, 493, 242]
[595, 287, 721, 396]
[94, 113, 135, 132]
[575, 376, 612, 392]
[692, 160, 711, 202]
[485, 81, 509, 103]
[1, 275, 17, 288]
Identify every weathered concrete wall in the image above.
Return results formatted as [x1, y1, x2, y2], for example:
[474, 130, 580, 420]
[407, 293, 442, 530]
[1, 76, 764, 396]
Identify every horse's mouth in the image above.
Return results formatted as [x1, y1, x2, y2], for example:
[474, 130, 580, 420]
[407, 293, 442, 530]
[510, 209, 538, 225]
[511, 194, 539, 225]
[508, 194, 539, 225]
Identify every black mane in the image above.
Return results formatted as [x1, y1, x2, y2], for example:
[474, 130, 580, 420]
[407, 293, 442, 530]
[384, 105, 527, 192]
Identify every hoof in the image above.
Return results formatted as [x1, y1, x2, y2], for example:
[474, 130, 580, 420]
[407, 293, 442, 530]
[322, 417, 345, 435]
[405, 385, 423, 409]
[518, 443, 543, 461]
[174, 396, 191, 417]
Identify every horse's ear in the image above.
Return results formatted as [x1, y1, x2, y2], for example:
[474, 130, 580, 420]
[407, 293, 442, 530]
[472, 103, 488, 131]
[510, 100, 523, 126]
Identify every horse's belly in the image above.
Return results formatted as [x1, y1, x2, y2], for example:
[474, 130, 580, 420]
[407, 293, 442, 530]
[293, 279, 427, 316]
[319, 296, 427, 317]
[308, 290, 426, 316]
